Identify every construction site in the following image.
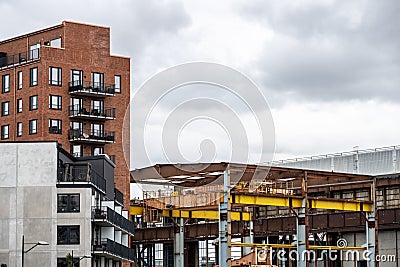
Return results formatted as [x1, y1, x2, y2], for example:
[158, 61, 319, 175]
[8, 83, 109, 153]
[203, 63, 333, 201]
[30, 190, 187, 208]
[129, 146, 400, 267]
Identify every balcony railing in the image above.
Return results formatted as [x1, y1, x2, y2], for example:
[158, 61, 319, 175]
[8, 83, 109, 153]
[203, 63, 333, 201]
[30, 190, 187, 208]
[68, 104, 116, 120]
[93, 238, 134, 262]
[57, 164, 106, 193]
[92, 206, 134, 235]
[68, 129, 115, 143]
[68, 81, 115, 96]
[0, 48, 40, 69]
[49, 126, 62, 134]
[114, 188, 124, 206]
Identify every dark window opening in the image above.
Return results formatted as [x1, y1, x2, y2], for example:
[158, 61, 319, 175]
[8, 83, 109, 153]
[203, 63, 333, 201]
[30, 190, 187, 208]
[57, 225, 80, 245]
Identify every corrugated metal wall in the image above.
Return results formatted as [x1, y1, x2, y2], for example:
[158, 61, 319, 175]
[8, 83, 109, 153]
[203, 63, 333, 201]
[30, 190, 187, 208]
[271, 146, 400, 175]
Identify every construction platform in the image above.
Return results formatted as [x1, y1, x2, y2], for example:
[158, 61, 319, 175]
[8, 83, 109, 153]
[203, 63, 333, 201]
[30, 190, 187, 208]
[129, 163, 400, 267]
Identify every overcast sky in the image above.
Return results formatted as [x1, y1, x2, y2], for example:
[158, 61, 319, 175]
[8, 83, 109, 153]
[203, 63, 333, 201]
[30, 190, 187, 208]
[1, 0, 399, 166]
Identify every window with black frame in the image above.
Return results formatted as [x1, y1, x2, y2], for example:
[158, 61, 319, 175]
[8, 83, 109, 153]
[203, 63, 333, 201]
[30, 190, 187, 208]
[49, 95, 62, 110]
[92, 147, 104, 156]
[57, 258, 80, 267]
[71, 145, 82, 157]
[2, 74, 10, 93]
[49, 119, 62, 134]
[114, 75, 121, 93]
[57, 225, 80, 245]
[17, 98, 22, 113]
[29, 95, 38, 110]
[91, 100, 104, 116]
[49, 66, 62, 86]
[30, 67, 38, 86]
[71, 69, 83, 87]
[92, 72, 104, 90]
[18, 71, 23, 89]
[91, 123, 104, 137]
[29, 119, 38, 134]
[57, 194, 80, 213]
[1, 125, 9, 140]
[17, 122, 22, 137]
[1, 101, 10, 116]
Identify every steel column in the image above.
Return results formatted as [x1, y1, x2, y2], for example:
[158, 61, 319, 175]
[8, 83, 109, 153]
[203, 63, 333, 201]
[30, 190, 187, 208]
[366, 211, 376, 267]
[242, 220, 253, 256]
[297, 201, 307, 267]
[219, 170, 231, 267]
[297, 171, 309, 267]
[174, 217, 185, 267]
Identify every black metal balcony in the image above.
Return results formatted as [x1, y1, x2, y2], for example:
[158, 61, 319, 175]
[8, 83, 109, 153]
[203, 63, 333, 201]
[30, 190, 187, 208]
[92, 206, 134, 235]
[0, 48, 40, 69]
[93, 238, 134, 262]
[57, 164, 106, 193]
[68, 81, 115, 97]
[68, 129, 115, 144]
[68, 104, 116, 120]
[114, 188, 124, 206]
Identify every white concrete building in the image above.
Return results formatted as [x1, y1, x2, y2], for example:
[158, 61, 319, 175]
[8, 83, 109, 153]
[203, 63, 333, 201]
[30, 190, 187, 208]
[0, 141, 134, 267]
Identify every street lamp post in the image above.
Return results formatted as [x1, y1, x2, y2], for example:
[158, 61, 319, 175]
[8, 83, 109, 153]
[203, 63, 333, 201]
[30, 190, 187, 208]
[73, 255, 92, 266]
[22, 235, 49, 267]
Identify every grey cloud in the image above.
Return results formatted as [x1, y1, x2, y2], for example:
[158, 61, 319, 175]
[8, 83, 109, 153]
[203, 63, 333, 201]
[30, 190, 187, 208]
[239, 0, 400, 104]
[0, 0, 191, 77]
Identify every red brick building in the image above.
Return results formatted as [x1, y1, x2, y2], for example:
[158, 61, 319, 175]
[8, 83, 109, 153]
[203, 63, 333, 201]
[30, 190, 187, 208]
[0, 21, 130, 207]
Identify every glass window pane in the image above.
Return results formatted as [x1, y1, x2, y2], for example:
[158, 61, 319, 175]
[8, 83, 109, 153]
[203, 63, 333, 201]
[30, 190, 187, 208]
[114, 75, 121, 93]
[70, 195, 80, 212]
[50, 38, 61, 48]
[18, 71, 22, 89]
[57, 226, 68, 244]
[70, 226, 80, 244]
[72, 145, 82, 157]
[57, 195, 68, 212]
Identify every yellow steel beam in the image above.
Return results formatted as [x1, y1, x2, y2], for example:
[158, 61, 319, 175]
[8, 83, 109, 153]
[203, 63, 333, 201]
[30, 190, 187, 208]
[132, 195, 372, 216]
[130, 206, 144, 215]
[232, 194, 372, 212]
[232, 194, 303, 208]
[232, 242, 366, 251]
[308, 199, 372, 212]
[161, 209, 251, 221]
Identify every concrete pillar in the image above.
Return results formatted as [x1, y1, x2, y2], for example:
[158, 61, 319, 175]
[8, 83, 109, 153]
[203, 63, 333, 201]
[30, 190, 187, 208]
[366, 211, 376, 267]
[242, 220, 254, 256]
[174, 217, 185, 267]
[297, 204, 307, 267]
[219, 170, 231, 267]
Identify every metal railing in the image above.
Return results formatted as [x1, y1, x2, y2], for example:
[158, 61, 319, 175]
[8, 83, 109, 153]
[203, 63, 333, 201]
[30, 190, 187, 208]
[92, 206, 134, 234]
[58, 164, 106, 192]
[49, 126, 62, 134]
[68, 81, 116, 95]
[93, 238, 134, 262]
[68, 129, 115, 143]
[68, 104, 116, 119]
[265, 145, 400, 166]
[0, 48, 40, 68]
[114, 188, 124, 205]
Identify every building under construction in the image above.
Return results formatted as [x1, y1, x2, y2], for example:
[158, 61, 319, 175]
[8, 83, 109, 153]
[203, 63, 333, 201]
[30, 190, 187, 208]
[128, 151, 400, 267]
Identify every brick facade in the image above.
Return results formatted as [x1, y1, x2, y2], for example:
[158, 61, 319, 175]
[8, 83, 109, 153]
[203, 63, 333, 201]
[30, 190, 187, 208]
[0, 21, 131, 207]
